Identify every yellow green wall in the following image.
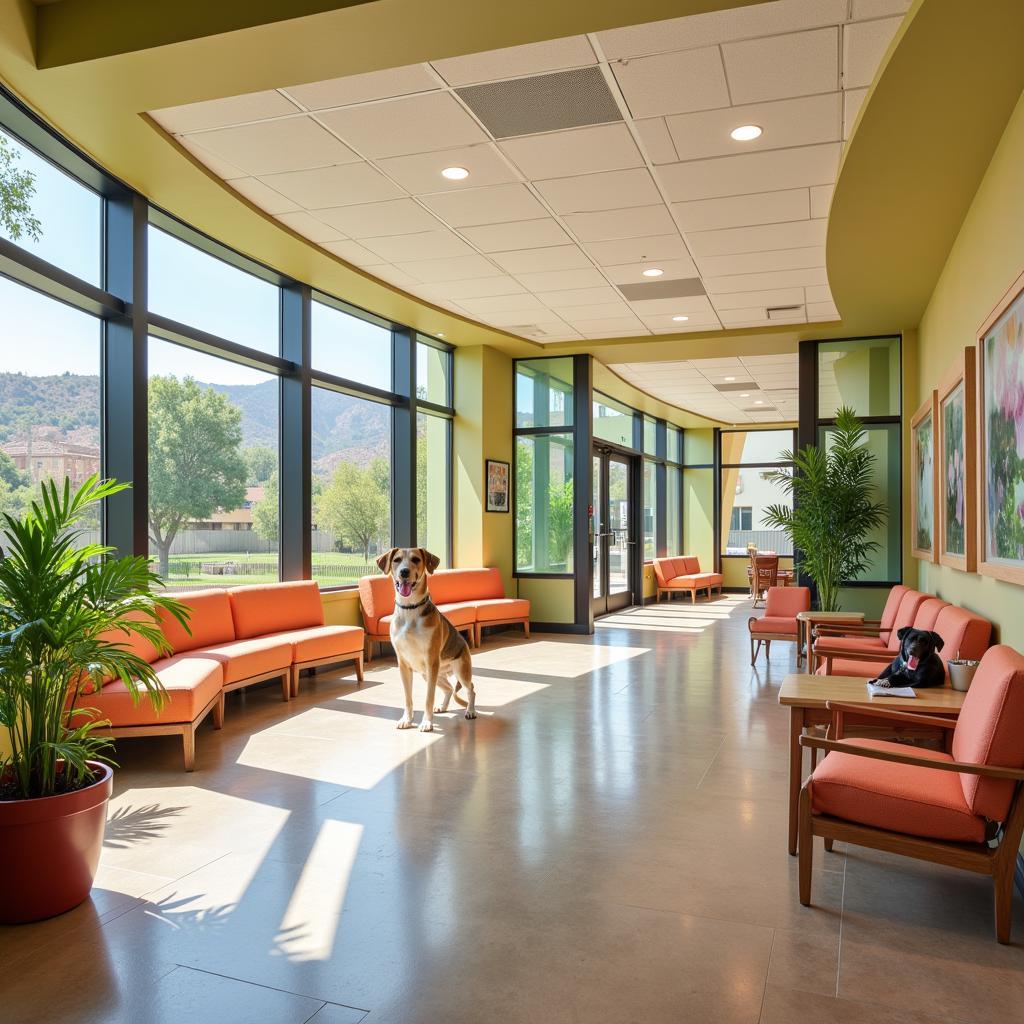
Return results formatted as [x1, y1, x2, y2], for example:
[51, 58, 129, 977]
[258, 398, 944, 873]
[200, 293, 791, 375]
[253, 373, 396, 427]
[914, 86, 1024, 644]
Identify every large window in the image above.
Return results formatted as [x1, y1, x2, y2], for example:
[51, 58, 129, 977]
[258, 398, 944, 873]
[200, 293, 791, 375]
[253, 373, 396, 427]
[719, 429, 795, 556]
[643, 460, 657, 560]
[516, 357, 572, 428]
[312, 299, 392, 391]
[593, 393, 634, 447]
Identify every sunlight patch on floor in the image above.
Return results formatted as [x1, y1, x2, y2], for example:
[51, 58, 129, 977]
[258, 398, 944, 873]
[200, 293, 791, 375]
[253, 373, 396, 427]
[470, 639, 649, 678]
[343, 665, 551, 708]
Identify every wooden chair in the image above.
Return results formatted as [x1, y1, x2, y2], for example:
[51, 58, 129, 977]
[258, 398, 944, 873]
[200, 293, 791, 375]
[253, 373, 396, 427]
[751, 554, 779, 608]
[748, 586, 810, 665]
[797, 644, 1024, 943]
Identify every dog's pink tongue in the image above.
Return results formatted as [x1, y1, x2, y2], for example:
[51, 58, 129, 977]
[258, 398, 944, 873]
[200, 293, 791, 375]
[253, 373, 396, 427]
[398, 581, 414, 598]
[907, 654, 919, 670]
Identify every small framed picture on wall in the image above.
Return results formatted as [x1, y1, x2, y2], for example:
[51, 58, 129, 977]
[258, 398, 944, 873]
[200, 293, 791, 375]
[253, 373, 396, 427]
[486, 459, 510, 513]
[911, 392, 939, 562]
[937, 347, 977, 573]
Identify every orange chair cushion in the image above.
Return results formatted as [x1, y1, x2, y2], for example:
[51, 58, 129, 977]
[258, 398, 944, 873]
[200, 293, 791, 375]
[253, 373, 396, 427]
[474, 598, 531, 623]
[750, 616, 799, 636]
[674, 573, 722, 588]
[878, 584, 909, 632]
[82, 654, 223, 727]
[82, 615, 165, 693]
[677, 556, 700, 575]
[911, 597, 949, 632]
[190, 636, 292, 685]
[932, 605, 991, 670]
[652, 558, 674, 587]
[435, 603, 477, 628]
[810, 738, 985, 843]
[428, 568, 506, 604]
[952, 645, 1024, 821]
[764, 586, 810, 618]
[359, 575, 396, 634]
[229, 581, 325, 639]
[815, 635, 887, 654]
[157, 590, 236, 654]
[266, 624, 364, 663]
[886, 590, 927, 652]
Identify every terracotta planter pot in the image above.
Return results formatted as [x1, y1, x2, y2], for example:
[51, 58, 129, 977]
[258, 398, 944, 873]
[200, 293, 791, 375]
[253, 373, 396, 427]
[0, 761, 113, 924]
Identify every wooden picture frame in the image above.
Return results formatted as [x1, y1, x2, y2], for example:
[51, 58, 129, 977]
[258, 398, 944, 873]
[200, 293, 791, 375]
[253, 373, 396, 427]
[910, 392, 939, 562]
[485, 458, 510, 513]
[977, 269, 1024, 585]
[937, 348, 977, 573]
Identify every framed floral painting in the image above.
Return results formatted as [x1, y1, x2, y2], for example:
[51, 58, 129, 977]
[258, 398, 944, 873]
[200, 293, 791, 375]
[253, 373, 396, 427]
[911, 393, 938, 562]
[938, 348, 976, 572]
[978, 270, 1024, 585]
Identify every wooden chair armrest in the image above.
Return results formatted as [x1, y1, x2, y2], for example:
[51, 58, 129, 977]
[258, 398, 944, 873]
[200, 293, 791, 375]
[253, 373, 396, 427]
[813, 625, 881, 638]
[798, 735, 1024, 781]
[811, 644, 891, 662]
[824, 700, 958, 734]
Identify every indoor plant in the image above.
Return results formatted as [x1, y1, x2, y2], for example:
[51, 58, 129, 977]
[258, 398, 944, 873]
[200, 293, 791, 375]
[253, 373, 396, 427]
[0, 476, 187, 923]
[761, 407, 888, 612]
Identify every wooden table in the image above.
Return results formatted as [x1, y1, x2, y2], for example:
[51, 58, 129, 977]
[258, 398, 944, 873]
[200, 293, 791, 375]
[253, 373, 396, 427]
[746, 567, 794, 598]
[795, 610, 865, 667]
[777, 674, 966, 855]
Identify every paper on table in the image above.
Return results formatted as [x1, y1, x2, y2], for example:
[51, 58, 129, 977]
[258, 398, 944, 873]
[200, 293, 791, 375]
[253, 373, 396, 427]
[866, 683, 916, 698]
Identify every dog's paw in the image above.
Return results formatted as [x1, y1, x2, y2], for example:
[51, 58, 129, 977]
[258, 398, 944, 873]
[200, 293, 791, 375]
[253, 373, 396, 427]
[419, 719, 434, 733]
[434, 705, 449, 714]
[465, 710, 477, 720]
[396, 715, 415, 729]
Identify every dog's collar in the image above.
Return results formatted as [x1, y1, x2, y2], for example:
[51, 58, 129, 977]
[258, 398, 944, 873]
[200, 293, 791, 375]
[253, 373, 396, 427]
[395, 594, 431, 611]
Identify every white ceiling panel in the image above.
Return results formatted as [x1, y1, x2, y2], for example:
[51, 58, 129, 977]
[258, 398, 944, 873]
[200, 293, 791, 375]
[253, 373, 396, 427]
[418, 183, 548, 226]
[563, 204, 676, 242]
[673, 188, 810, 232]
[808, 300, 841, 319]
[843, 87, 869, 139]
[688, 218, 827, 258]
[431, 35, 597, 86]
[706, 266, 828, 293]
[536, 285, 623, 307]
[629, 295, 716, 316]
[153, 91, 301, 134]
[695, 245, 825, 277]
[809, 184, 834, 219]
[316, 198, 441, 238]
[535, 168, 661, 214]
[359, 229, 475, 262]
[581, 234, 691, 267]
[603, 256, 698, 283]
[657, 143, 841, 202]
[183, 117, 359, 176]
[260, 163, 404, 208]
[843, 16, 902, 89]
[321, 239, 386, 266]
[566, 317, 646, 334]
[376, 144, 520, 193]
[490, 245, 594, 274]
[633, 118, 678, 164]
[611, 46, 730, 119]
[549, 300, 633, 320]
[282, 64, 440, 110]
[228, 177, 300, 215]
[512, 267, 608, 292]
[421, 276, 527, 300]
[393, 254, 504, 283]
[806, 284, 834, 303]
[665, 92, 840, 162]
[317, 93, 488, 159]
[499, 123, 643, 179]
[713, 287, 805, 310]
[275, 210, 347, 243]
[722, 27, 839, 105]
[178, 137, 247, 180]
[457, 293, 549, 314]
[851, 0, 911, 18]
[459, 218, 571, 252]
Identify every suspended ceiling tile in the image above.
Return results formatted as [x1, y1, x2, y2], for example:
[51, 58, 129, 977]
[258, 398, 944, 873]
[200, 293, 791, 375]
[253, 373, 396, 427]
[581, 233, 690, 267]
[595, 0, 848, 59]
[459, 218, 571, 252]
[420, 276, 528, 300]
[633, 117, 678, 164]
[359, 229, 475, 262]
[376, 144, 520, 193]
[695, 245, 825, 277]
[431, 35, 597, 87]
[228, 177, 300, 215]
[490, 245, 594, 274]
[317, 92, 488, 160]
[183, 117, 360, 176]
[603, 257, 698, 284]
[629, 295, 716, 316]
[566, 317, 646, 334]
[512, 267, 608, 292]
[372, 266, 424, 290]
[705, 266, 828, 294]
[657, 143, 840, 202]
[315, 198, 441, 238]
[642, 311, 722, 329]
[153, 90, 301, 134]
[809, 184, 834, 219]
[535, 285, 623, 307]
[611, 46, 730, 119]
[665, 92, 841, 162]
[713, 287, 806, 310]
[851, 0, 911, 18]
[499, 123, 643, 179]
[548, 300, 633, 320]
[563, 204, 676, 242]
[281, 64, 440, 111]
[843, 87, 869, 139]
[535, 168, 662, 215]
[418, 183, 548, 227]
[673, 188, 810, 233]
[722, 27, 839, 105]
[457, 293, 549, 314]
[178, 137, 247, 180]
[321, 239, 386, 266]
[843, 16, 903, 89]
[275, 210, 347, 243]
[392, 254, 504, 283]
[688, 218, 827, 258]
[260, 162, 404, 209]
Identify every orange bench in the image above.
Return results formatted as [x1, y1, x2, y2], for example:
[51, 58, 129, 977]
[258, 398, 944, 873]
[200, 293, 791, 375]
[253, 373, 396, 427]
[86, 581, 364, 770]
[652, 556, 723, 603]
[359, 567, 530, 661]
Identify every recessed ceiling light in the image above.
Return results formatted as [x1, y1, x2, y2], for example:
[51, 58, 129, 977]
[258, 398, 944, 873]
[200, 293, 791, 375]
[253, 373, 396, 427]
[641, 267, 664, 278]
[740, 393, 750, 398]
[437, 332, 445, 337]
[671, 315, 689, 322]
[730, 124, 762, 142]
[441, 166, 470, 180]
[725, 376, 736, 381]
[754, 400, 764, 405]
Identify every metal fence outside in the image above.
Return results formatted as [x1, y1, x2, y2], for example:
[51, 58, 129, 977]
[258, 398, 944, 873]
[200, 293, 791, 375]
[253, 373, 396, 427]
[725, 529, 793, 556]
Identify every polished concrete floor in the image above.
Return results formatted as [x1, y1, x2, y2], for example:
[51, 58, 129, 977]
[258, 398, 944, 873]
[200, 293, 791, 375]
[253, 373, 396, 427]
[2, 596, 1022, 1023]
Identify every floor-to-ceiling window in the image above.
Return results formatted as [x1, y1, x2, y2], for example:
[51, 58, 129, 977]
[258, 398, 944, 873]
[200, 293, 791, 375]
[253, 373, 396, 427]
[415, 337, 453, 568]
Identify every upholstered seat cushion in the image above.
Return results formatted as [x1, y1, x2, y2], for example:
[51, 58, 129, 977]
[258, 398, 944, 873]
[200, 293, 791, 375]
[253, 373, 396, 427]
[435, 602, 477, 627]
[675, 573, 720, 587]
[750, 615, 799, 636]
[83, 654, 223, 726]
[264, 624, 364, 662]
[810, 738, 985, 843]
[359, 575, 395, 634]
[190, 636, 293, 684]
[474, 597, 531, 622]
[157, 590, 236, 654]
[816, 657, 889, 677]
[429, 568, 506, 604]
[229, 580, 325, 638]
[815, 635, 887, 654]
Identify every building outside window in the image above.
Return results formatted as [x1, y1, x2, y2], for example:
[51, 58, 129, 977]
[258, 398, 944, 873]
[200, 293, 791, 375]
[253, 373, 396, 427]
[719, 429, 795, 556]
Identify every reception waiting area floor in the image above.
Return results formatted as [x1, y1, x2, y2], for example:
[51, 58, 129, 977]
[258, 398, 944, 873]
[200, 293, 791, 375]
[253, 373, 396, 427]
[3, 598, 1022, 1024]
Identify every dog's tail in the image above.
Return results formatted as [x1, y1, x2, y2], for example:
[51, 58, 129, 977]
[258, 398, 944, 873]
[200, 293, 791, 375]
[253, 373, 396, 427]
[452, 679, 468, 707]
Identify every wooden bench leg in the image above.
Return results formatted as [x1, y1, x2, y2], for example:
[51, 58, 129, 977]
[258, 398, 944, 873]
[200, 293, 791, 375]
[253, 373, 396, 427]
[523, 620, 530, 639]
[355, 654, 364, 683]
[282, 671, 292, 701]
[182, 725, 196, 772]
[213, 694, 225, 729]
[798, 785, 813, 904]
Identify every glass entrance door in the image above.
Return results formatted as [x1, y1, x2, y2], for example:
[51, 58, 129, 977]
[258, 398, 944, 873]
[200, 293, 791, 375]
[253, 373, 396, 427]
[592, 449, 636, 615]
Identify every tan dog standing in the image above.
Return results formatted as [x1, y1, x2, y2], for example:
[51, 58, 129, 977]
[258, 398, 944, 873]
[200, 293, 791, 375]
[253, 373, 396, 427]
[377, 547, 476, 732]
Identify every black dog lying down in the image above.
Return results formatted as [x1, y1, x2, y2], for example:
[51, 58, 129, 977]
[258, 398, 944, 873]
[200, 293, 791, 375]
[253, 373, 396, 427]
[870, 626, 946, 688]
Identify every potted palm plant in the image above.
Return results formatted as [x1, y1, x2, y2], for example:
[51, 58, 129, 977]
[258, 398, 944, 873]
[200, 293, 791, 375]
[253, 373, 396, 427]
[0, 477, 187, 924]
[761, 407, 888, 612]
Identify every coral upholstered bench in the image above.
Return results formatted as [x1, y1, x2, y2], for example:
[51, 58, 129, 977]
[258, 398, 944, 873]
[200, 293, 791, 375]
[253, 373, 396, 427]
[652, 556, 723, 603]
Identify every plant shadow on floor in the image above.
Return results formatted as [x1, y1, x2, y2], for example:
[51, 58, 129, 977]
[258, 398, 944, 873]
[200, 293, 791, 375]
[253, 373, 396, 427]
[104, 803, 187, 848]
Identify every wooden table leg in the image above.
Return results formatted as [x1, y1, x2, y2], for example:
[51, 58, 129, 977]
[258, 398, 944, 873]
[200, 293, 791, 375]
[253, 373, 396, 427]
[788, 707, 804, 856]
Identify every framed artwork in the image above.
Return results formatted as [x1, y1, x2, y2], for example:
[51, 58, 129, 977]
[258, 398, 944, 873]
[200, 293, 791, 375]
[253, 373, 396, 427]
[977, 269, 1024, 584]
[937, 348, 977, 573]
[910, 393, 939, 562]
[485, 459, 510, 513]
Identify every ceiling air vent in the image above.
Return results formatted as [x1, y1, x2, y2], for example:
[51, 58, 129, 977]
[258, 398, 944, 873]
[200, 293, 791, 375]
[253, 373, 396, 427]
[714, 382, 758, 392]
[618, 278, 706, 301]
[508, 325, 548, 338]
[766, 305, 804, 320]
[457, 66, 622, 139]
